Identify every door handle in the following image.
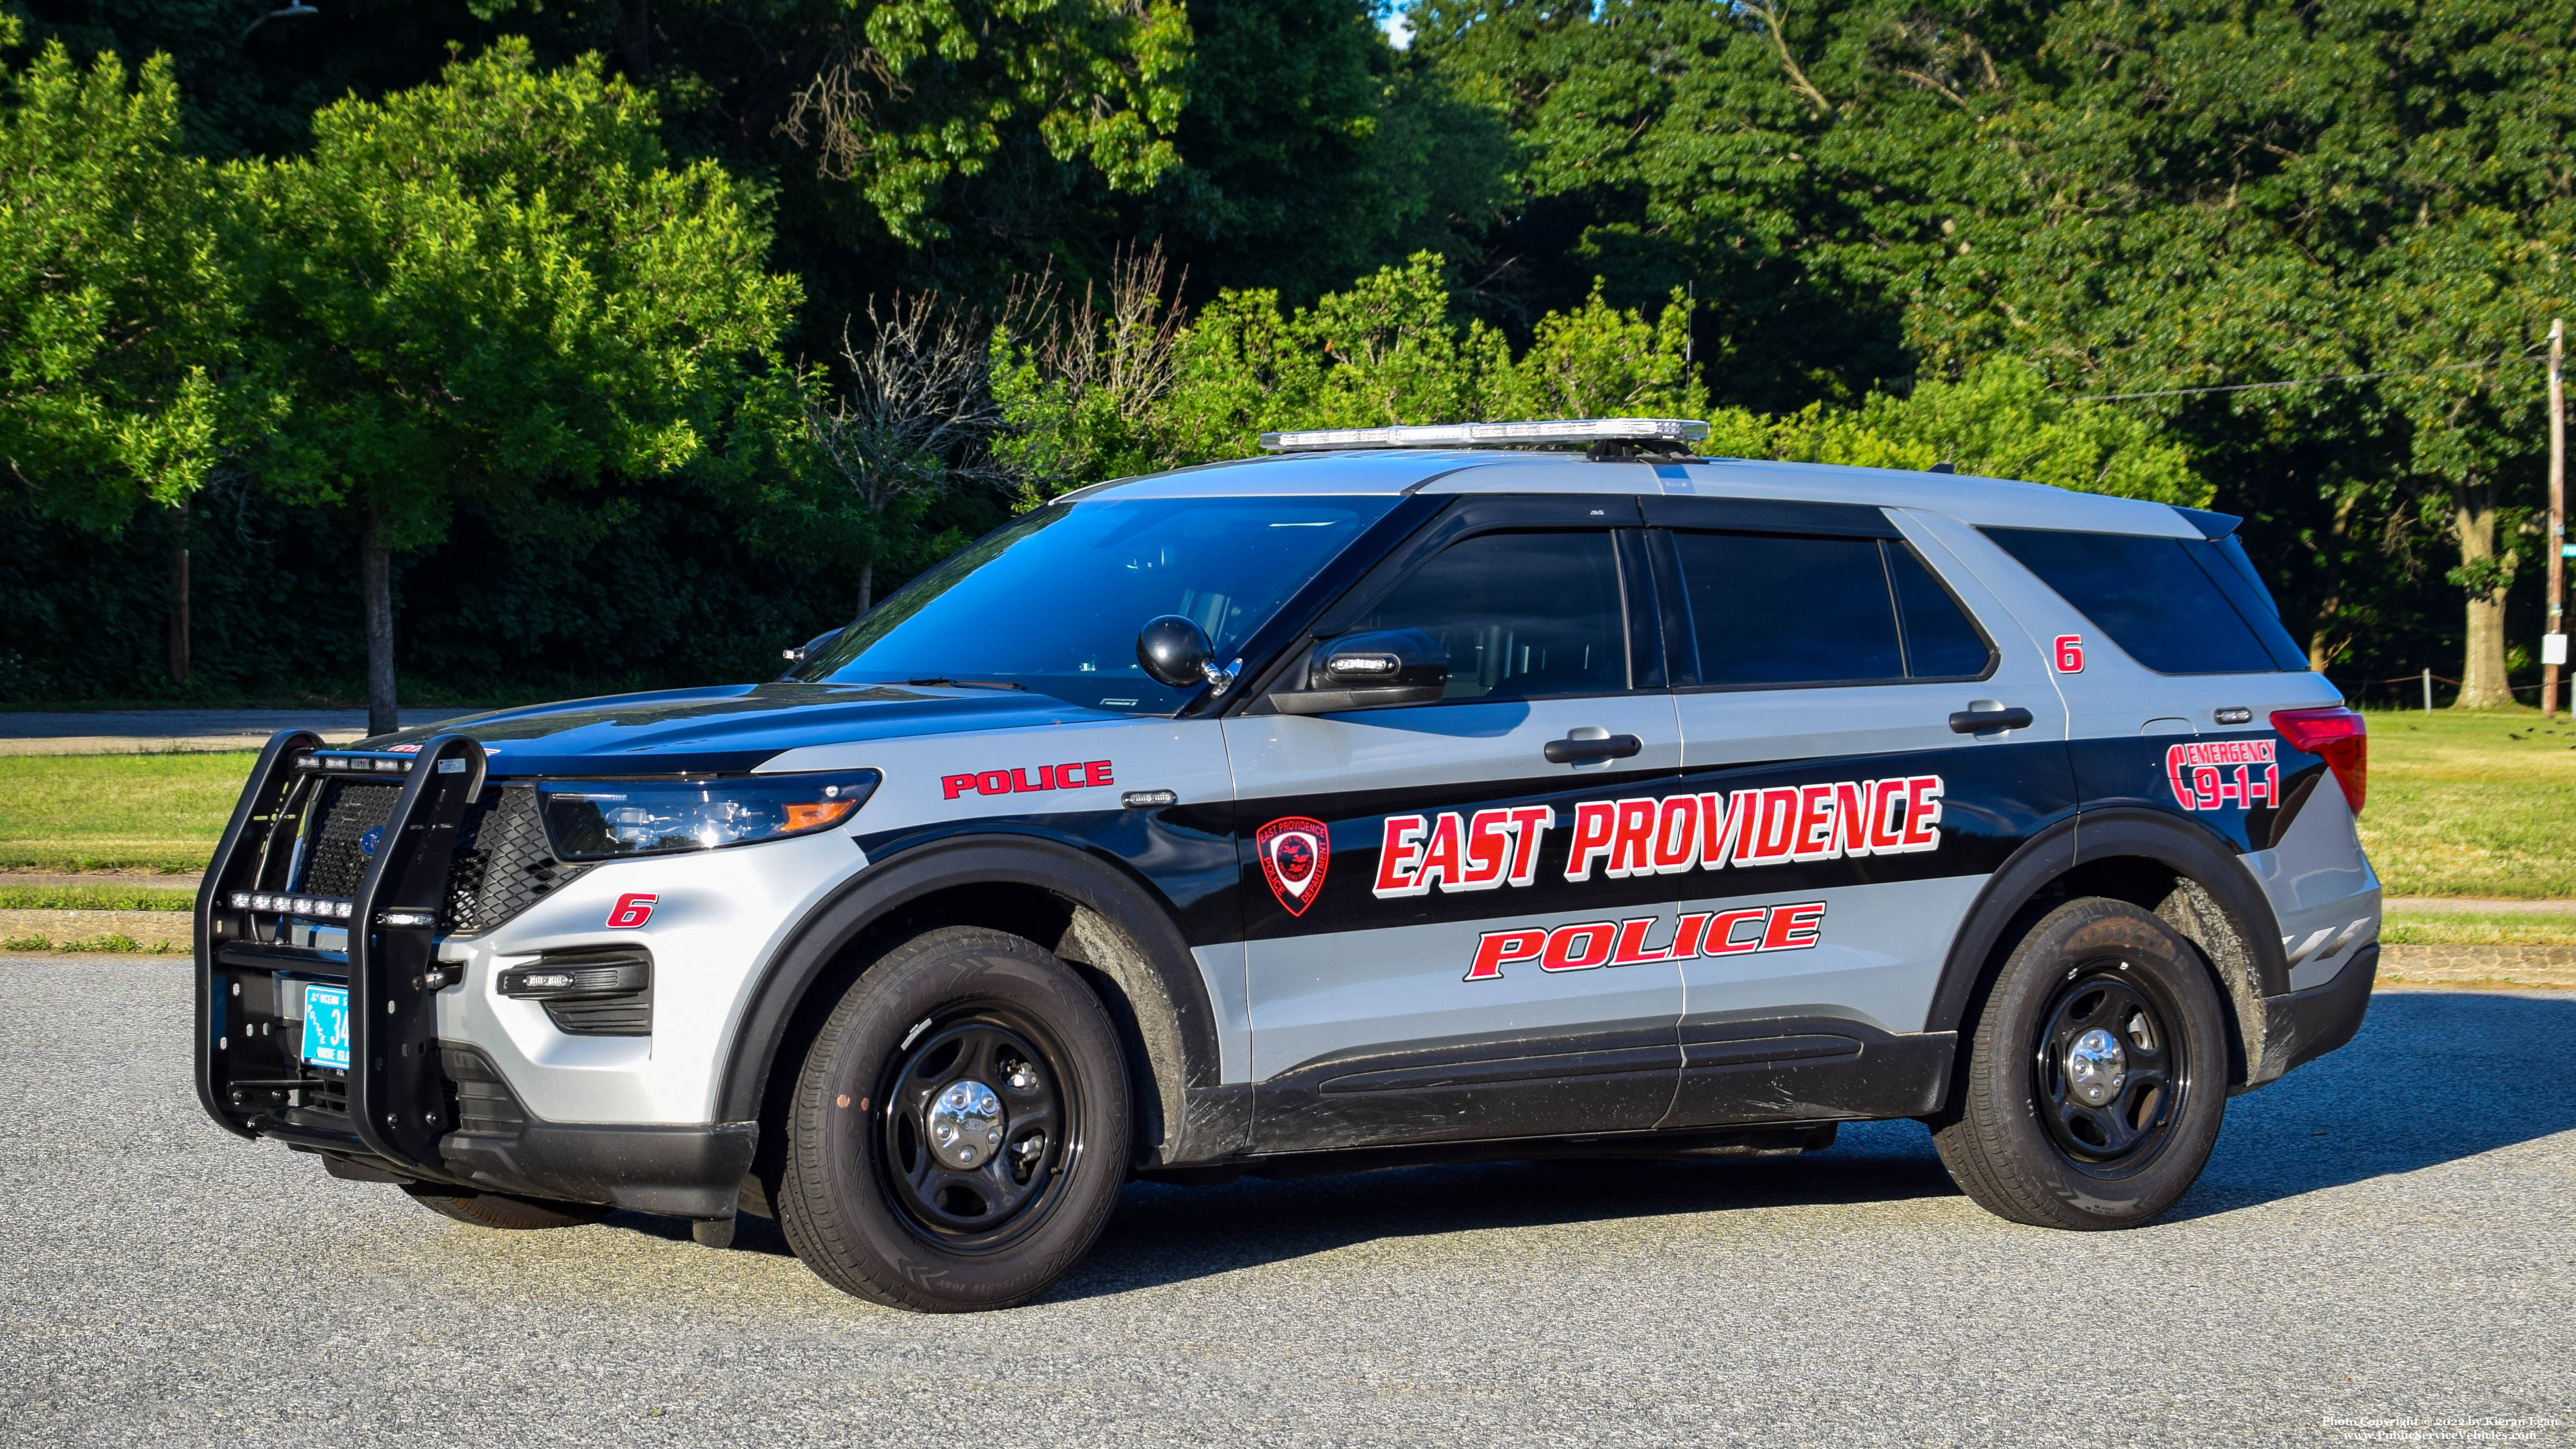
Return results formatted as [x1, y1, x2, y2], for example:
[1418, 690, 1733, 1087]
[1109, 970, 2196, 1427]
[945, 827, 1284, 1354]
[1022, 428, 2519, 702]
[1949, 705, 2034, 734]
[1544, 732, 1643, 764]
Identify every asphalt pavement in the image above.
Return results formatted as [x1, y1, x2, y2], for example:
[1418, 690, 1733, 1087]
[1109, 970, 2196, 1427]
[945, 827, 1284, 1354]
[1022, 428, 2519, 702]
[2, 958, 2570, 1447]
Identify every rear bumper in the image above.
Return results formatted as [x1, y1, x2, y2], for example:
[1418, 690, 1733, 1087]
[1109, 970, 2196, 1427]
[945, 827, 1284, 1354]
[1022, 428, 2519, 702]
[2249, 942, 2376, 1087]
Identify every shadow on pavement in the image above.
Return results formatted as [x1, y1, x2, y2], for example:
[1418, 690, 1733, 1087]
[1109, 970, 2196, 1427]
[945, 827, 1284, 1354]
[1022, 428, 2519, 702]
[598, 990, 2576, 1296]
[2172, 988, 2576, 1219]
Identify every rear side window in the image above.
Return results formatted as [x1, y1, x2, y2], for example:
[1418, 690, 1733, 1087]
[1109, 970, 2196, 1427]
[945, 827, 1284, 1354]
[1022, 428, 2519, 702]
[1670, 532, 1995, 687]
[1982, 527, 2305, 675]
[1356, 530, 1628, 700]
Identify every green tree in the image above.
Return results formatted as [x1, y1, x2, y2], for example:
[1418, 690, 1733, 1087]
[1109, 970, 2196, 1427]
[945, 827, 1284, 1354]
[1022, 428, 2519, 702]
[752, 0, 1191, 242]
[231, 40, 801, 730]
[1901, 0, 2575, 703]
[0, 25, 234, 530]
[997, 253, 1704, 491]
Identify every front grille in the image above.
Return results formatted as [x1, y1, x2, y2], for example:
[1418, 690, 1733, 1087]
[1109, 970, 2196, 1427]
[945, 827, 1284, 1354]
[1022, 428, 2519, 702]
[441, 787, 588, 934]
[288, 780, 583, 937]
[298, 781, 399, 898]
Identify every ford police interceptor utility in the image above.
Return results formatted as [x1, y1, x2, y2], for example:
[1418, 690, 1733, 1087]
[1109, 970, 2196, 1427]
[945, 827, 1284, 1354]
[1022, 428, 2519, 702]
[193, 417, 2379, 1313]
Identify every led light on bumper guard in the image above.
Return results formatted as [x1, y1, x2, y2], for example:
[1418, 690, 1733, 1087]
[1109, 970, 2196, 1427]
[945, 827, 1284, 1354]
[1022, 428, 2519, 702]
[536, 771, 880, 861]
[230, 891, 356, 920]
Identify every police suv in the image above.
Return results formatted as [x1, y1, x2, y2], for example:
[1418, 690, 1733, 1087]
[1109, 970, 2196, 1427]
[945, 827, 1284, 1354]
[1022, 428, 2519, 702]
[193, 417, 2379, 1312]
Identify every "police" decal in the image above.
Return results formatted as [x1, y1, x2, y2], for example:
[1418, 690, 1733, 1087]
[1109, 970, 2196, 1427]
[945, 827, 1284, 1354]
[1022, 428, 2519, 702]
[1466, 901, 1826, 981]
[2165, 740, 2277, 811]
[942, 760, 1114, 800]
[1376, 774, 1943, 899]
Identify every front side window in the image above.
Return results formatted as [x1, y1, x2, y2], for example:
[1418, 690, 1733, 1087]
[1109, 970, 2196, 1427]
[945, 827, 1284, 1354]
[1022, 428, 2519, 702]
[1982, 527, 2303, 675]
[1351, 530, 1629, 702]
[1672, 531, 1994, 687]
[798, 496, 1401, 712]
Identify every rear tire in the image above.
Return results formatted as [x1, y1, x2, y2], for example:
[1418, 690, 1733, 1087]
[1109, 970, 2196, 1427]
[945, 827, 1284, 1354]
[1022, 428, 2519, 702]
[1933, 897, 2229, 1230]
[776, 926, 1131, 1312]
[403, 1184, 610, 1230]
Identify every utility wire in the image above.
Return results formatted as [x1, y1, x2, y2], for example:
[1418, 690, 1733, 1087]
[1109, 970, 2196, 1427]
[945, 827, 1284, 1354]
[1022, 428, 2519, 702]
[2076, 353, 2544, 403]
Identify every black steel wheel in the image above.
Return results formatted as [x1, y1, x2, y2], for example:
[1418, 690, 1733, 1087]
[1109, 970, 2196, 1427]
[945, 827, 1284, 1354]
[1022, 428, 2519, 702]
[1933, 897, 2229, 1230]
[776, 926, 1131, 1312]
[875, 1011, 1078, 1248]
[2032, 969, 2189, 1168]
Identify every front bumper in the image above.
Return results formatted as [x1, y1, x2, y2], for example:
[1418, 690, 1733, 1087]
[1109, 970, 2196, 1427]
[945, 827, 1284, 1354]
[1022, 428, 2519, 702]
[2250, 942, 2377, 1086]
[440, 1118, 757, 1217]
[196, 731, 858, 1214]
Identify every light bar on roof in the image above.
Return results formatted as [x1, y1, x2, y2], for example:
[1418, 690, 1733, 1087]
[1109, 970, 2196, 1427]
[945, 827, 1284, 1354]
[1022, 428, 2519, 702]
[1257, 417, 1712, 452]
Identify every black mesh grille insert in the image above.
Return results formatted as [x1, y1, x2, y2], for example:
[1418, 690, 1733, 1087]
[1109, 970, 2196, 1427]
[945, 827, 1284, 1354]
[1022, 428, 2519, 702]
[296, 781, 400, 898]
[287, 779, 581, 937]
[441, 787, 588, 935]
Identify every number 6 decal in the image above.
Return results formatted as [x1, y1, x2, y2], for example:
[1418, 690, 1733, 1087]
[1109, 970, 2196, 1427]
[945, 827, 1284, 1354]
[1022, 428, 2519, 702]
[607, 892, 657, 929]
[2054, 635, 2085, 673]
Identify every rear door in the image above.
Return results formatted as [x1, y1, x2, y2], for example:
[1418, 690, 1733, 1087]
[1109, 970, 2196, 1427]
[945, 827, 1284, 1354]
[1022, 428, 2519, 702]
[1223, 496, 1687, 1153]
[1639, 496, 2078, 1127]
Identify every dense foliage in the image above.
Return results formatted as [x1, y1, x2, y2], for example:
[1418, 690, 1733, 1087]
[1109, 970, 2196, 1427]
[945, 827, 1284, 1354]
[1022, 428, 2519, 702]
[2, 0, 2569, 709]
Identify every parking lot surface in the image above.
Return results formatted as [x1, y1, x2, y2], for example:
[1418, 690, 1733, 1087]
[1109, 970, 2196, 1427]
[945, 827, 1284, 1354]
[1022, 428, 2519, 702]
[2, 957, 2569, 1448]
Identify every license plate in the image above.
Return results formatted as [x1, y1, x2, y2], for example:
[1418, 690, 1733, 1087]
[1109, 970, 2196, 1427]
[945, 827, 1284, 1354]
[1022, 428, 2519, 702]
[301, 984, 350, 1069]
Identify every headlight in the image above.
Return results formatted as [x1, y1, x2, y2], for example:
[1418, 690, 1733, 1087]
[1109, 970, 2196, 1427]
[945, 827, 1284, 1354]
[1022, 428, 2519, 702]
[536, 771, 881, 861]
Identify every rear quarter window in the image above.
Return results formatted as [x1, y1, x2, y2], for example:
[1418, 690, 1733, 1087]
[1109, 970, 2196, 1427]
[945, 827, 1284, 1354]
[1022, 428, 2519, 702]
[1981, 527, 2306, 675]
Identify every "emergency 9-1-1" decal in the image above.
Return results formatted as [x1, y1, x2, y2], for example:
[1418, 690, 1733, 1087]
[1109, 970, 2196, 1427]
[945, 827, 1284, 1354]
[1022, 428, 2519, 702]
[1466, 900, 1826, 981]
[2165, 740, 2278, 812]
[1376, 774, 1943, 900]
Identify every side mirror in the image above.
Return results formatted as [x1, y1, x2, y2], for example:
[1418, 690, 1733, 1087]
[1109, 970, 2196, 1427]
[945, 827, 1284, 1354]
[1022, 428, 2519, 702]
[1272, 629, 1449, 715]
[1136, 615, 1235, 693]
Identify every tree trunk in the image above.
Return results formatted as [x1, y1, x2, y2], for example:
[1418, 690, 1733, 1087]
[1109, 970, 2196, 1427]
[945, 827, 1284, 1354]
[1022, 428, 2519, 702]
[168, 500, 190, 687]
[360, 512, 400, 735]
[858, 557, 875, 614]
[2452, 481, 2515, 708]
[2304, 490, 2360, 672]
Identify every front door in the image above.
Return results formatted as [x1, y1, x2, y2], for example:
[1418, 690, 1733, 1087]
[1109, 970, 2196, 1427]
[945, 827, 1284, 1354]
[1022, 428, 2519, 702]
[1224, 501, 1688, 1153]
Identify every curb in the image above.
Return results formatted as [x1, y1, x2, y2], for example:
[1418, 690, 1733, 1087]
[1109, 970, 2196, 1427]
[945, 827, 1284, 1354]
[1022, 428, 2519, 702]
[2378, 943, 2576, 989]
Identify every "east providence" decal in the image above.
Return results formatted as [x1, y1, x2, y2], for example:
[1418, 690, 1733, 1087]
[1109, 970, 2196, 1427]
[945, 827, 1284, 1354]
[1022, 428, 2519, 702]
[1375, 773, 1945, 899]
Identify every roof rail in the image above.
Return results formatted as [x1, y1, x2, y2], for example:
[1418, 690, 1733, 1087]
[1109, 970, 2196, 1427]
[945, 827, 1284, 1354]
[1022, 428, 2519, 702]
[1257, 418, 1711, 452]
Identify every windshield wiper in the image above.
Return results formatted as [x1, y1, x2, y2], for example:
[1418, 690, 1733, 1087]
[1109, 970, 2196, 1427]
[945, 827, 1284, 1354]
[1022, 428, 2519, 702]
[904, 677, 1027, 691]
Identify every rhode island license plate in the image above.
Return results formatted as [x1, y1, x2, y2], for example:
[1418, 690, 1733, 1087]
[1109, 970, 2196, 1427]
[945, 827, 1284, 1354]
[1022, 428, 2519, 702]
[301, 984, 350, 1069]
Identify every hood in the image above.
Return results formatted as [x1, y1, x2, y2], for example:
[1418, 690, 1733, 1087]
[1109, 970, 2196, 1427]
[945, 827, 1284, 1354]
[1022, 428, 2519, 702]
[364, 682, 1132, 778]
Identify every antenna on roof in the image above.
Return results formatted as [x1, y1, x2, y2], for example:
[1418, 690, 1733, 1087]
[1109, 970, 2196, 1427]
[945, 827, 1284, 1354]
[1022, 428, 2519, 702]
[1258, 418, 1711, 453]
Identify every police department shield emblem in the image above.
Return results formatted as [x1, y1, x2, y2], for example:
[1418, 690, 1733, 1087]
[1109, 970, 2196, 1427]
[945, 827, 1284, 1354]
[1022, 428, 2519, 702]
[1255, 816, 1330, 917]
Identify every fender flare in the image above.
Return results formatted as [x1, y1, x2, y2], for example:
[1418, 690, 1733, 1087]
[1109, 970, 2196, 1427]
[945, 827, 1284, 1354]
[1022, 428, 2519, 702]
[713, 832, 1226, 1164]
[1924, 807, 2291, 1082]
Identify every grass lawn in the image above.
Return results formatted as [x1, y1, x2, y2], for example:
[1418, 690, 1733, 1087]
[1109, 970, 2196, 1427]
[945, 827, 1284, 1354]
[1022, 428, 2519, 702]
[2380, 907, 2576, 948]
[0, 752, 252, 874]
[2360, 708, 2576, 900]
[0, 883, 195, 910]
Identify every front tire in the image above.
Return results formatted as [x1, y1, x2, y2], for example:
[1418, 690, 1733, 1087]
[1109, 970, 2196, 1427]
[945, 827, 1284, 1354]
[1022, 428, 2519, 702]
[1933, 898, 2229, 1230]
[777, 927, 1131, 1312]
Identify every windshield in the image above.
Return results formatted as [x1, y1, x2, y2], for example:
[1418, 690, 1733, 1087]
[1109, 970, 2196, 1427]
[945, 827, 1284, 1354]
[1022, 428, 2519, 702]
[796, 495, 1403, 712]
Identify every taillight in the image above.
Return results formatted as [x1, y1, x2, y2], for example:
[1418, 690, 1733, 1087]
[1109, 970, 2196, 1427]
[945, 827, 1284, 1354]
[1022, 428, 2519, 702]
[2270, 706, 2367, 815]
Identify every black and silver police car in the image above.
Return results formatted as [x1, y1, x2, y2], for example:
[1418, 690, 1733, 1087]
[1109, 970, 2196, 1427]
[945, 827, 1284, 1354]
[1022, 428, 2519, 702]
[194, 417, 2378, 1312]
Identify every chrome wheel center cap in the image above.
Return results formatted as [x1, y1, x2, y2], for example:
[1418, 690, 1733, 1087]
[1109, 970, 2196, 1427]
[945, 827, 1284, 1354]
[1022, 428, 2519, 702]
[927, 1079, 1006, 1169]
[2065, 1028, 2129, 1107]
